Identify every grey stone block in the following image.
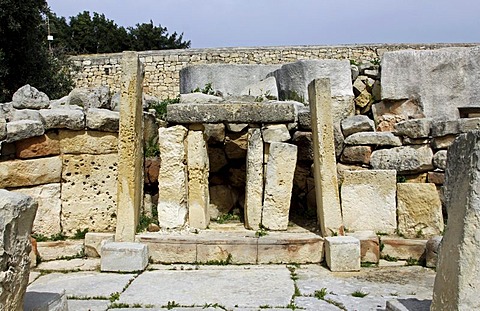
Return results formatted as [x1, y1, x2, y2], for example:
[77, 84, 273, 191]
[325, 236, 361, 272]
[24, 290, 68, 311]
[100, 242, 148, 272]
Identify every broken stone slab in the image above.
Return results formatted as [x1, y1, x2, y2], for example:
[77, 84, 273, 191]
[24, 290, 68, 311]
[426, 236, 442, 269]
[431, 120, 459, 137]
[58, 130, 118, 155]
[225, 123, 248, 132]
[433, 150, 447, 170]
[372, 100, 424, 126]
[344, 131, 402, 146]
[341, 115, 375, 137]
[180, 63, 281, 96]
[100, 242, 148, 272]
[6, 120, 44, 143]
[166, 102, 296, 124]
[11, 183, 61, 237]
[396, 183, 444, 239]
[12, 84, 50, 109]
[39, 108, 85, 130]
[380, 237, 427, 261]
[325, 236, 361, 272]
[0, 190, 37, 311]
[84, 232, 115, 258]
[0, 156, 62, 188]
[262, 124, 290, 143]
[36, 240, 84, 261]
[11, 109, 43, 122]
[370, 145, 434, 174]
[458, 117, 480, 133]
[341, 170, 397, 234]
[244, 128, 264, 230]
[381, 46, 480, 120]
[394, 118, 432, 138]
[262, 142, 297, 230]
[179, 92, 223, 104]
[68, 86, 111, 110]
[432, 131, 480, 310]
[85, 108, 119, 132]
[15, 132, 60, 159]
[158, 126, 188, 229]
[225, 130, 248, 159]
[196, 232, 258, 264]
[270, 60, 355, 121]
[240, 76, 278, 99]
[187, 128, 210, 229]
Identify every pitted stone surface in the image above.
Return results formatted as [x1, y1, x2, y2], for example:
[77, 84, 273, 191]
[61, 154, 118, 234]
[58, 130, 118, 154]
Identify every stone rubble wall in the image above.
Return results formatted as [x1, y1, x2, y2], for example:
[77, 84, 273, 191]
[71, 43, 477, 100]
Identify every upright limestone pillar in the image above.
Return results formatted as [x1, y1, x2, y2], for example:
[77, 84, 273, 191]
[431, 131, 480, 310]
[115, 51, 144, 242]
[308, 78, 343, 237]
[244, 128, 264, 230]
[187, 125, 210, 229]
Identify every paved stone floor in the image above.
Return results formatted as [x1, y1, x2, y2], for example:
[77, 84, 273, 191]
[27, 259, 435, 310]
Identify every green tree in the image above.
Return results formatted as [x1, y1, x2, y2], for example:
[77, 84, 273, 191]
[128, 20, 190, 51]
[0, 0, 73, 102]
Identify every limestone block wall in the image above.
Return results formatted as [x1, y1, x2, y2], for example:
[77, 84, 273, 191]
[71, 43, 476, 100]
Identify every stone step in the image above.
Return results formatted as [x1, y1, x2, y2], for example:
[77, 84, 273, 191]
[136, 226, 324, 264]
[24, 290, 68, 311]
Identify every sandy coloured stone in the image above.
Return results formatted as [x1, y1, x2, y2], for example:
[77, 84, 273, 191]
[340, 115, 375, 137]
[426, 236, 442, 269]
[86, 108, 119, 132]
[157, 125, 188, 229]
[397, 183, 444, 238]
[346, 231, 380, 263]
[0, 156, 62, 188]
[308, 78, 343, 236]
[36, 240, 84, 261]
[244, 128, 264, 230]
[262, 124, 291, 143]
[15, 132, 60, 159]
[61, 154, 118, 234]
[431, 135, 456, 150]
[432, 131, 480, 310]
[116, 51, 144, 242]
[187, 129, 210, 229]
[325, 236, 360, 272]
[58, 130, 118, 154]
[380, 237, 427, 261]
[11, 183, 61, 237]
[84, 232, 115, 258]
[262, 142, 297, 230]
[341, 170, 397, 234]
[203, 123, 225, 144]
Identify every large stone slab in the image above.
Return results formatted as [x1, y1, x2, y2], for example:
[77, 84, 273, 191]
[309, 79, 343, 237]
[381, 46, 480, 120]
[325, 236, 360, 272]
[244, 128, 264, 230]
[58, 130, 118, 154]
[6, 120, 44, 143]
[432, 131, 480, 310]
[24, 290, 68, 311]
[157, 125, 188, 229]
[11, 183, 61, 237]
[39, 108, 85, 130]
[270, 60, 355, 121]
[370, 145, 434, 174]
[179, 63, 281, 95]
[344, 131, 402, 146]
[61, 154, 118, 234]
[0, 190, 37, 311]
[0, 156, 62, 188]
[262, 142, 297, 230]
[85, 108, 119, 132]
[341, 170, 397, 234]
[187, 128, 210, 229]
[397, 183, 444, 238]
[116, 51, 144, 242]
[166, 102, 296, 124]
[15, 132, 60, 159]
[100, 242, 148, 272]
[36, 240, 84, 261]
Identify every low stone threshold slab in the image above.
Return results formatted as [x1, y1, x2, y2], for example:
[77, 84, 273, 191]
[136, 225, 324, 264]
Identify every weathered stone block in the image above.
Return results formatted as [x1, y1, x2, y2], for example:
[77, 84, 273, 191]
[0, 190, 37, 311]
[11, 183, 61, 237]
[225, 131, 248, 159]
[370, 145, 434, 174]
[341, 170, 397, 234]
[291, 131, 313, 161]
[426, 236, 442, 269]
[346, 231, 380, 263]
[166, 102, 296, 124]
[427, 171, 445, 185]
[340, 145, 372, 165]
[12, 84, 49, 109]
[431, 120, 459, 137]
[209, 185, 237, 220]
[431, 135, 456, 150]
[196, 234, 257, 264]
[394, 118, 432, 138]
[39, 108, 85, 130]
[344, 131, 402, 146]
[262, 124, 290, 143]
[61, 154, 118, 234]
[325, 236, 360, 272]
[6, 120, 44, 143]
[341, 115, 375, 137]
[158, 126, 188, 229]
[397, 183, 444, 238]
[68, 86, 111, 110]
[58, 130, 118, 154]
[23, 290, 68, 311]
[36, 240, 84, 261]
[433, 150, 447, 170]
[203, 123, 225, 144]
[187, 129, 209, 229]
[380, 237, 427, 261]
[100, 242, 148, 272]
[136, 234, 196, 264]
[244, 128, 264, 230]
[207, 147, 227, 173]
[86, 108, 119, 132]
[432, 131, 480, 310]
[262, 142, 297, 230]
[84, 232, 115, 257]
[15, 132, 60, 159]
[0, 156, 62, 188]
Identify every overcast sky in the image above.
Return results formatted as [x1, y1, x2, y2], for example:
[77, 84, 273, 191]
[47, 0, 480, 48]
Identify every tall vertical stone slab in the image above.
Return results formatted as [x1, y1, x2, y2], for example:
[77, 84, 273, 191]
[158, 125, 188, 229]
[244, 128, 264, 230]
[308, 78, 343, 236]
[262, 142, 297, 230]
[116, 51, 144, 242]
[187, 126, 210, 229]
[432, 131, 480, 311]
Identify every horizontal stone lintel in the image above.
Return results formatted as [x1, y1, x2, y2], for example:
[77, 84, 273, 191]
[166, 102, 296, 124]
